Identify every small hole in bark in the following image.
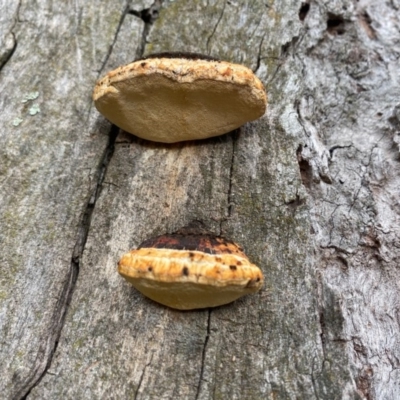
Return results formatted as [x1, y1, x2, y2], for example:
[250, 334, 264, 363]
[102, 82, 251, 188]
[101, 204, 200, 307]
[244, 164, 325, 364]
[130, 7, 159, 24]
[286, 194, 305, 209]
[327, 14, 346, 35]
[297, 145, 312, 189]
[141, 8, 159, 23]
[281, 42, 291, 55]
[337, 255, 348, 271]
[299, 3, 310, 21]
[299, 159, 312, 186]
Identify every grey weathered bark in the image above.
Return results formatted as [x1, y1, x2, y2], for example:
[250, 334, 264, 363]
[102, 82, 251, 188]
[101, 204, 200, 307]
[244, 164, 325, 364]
[0, 0, 399, 399]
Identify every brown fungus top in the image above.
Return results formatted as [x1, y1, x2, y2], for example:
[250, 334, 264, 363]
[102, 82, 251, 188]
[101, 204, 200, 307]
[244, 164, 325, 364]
[118, 232, 264, 310]
[93, 52, 267, 143]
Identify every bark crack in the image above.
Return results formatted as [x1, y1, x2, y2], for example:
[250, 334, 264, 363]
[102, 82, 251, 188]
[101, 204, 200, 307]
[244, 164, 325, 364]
[86, 1, 162, 125]
[195, 310, 212, 400]
[318, 309, 326, 359]
[328, 144, 353, 157]
[348, 137, 382, 215]
[134, 354, 153, 399]
[219, 130, 239, 234]
[226, 132, 238, 219]
[0, 0, 21, 71]
[315, 267, 327, 366]
[266, 32, 305, 86]
[19, 125, 119, 400]
[326, 203, 341, 246]
[98, 0, 131, 74]
[129, 0, 163, 59]
[206, 0, 226, 55]
[19, 2, 158, 389]
[254, 32, 266, 74]
[16, 261, 78, 400]
[0, 32, 17, 72]
[310, 357, 321, 400]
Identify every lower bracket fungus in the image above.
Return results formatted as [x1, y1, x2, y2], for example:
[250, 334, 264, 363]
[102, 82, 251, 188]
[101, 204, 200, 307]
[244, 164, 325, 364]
[118, 231, 264, 310]
[93, 52, 267, 143]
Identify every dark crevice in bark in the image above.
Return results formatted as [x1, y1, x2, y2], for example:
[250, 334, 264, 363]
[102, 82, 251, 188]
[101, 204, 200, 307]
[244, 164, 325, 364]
[295, 99, 309, 137]
[73, 126, 120, 262]
[319, 310, 326, 358]
[134, 354, 153, 399]
[98, 1, 131, 74]
[299, 2, 310, 22]
[327, 205, 340, 246]
[206, 0, 226, 56]
[347, 138, 381, 216]
[218, 130, 239, 236]
[296, 144, 312, 190]
[87, 1, 162, 127]
[281, 34, 301, 57]
[227, 130, 239, 220]
[0, 33, 17, 71]
[19, 126, 119, 400]
[129, 1, 161, 23]
[316, 269, 327, 364]
[15, 262, 78, 400]
[129, 0, 163, 59]
[326, 13, 346, 35]
[265, 32, 304, 86]
[264, 56, 284, 86]
[328, 144, 353, 157]
[17, 2, 159, 391]
[285, 193, 306, 209]
[254, 33, 266, 73]
[86, 1, 130, 122]
[195, 310, 212, 400]
[0, 0, 21, 72]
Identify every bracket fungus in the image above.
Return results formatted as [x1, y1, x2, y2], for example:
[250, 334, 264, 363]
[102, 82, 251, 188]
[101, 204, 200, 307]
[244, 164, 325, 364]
[93, 52, 267, 143]
[118, 232, 264, 310]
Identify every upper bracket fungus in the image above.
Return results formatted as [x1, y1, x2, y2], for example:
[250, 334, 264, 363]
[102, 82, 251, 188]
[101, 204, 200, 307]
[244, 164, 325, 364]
[93, 52, 267, 143]
[118, 228, 264, 310]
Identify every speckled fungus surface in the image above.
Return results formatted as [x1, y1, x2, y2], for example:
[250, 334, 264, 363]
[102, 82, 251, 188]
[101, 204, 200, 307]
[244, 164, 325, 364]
[93, 52, 267, 143]
[118, 233, 264, 310]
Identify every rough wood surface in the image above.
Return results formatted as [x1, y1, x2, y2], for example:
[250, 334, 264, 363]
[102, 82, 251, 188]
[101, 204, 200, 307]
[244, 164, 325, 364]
[1, 1, 399, 399]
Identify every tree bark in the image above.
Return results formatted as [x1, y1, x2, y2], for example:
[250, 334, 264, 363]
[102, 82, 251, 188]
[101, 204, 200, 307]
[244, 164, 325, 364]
[1, 0, 399, 399]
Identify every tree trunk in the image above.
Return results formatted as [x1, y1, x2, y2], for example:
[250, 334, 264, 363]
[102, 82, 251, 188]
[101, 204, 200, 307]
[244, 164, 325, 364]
[1, 0, 399, 399]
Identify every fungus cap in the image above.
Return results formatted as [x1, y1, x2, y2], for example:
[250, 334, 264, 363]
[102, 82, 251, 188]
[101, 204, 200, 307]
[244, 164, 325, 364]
[118, 233, 264, 310]
[93, 52, 267, 143]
